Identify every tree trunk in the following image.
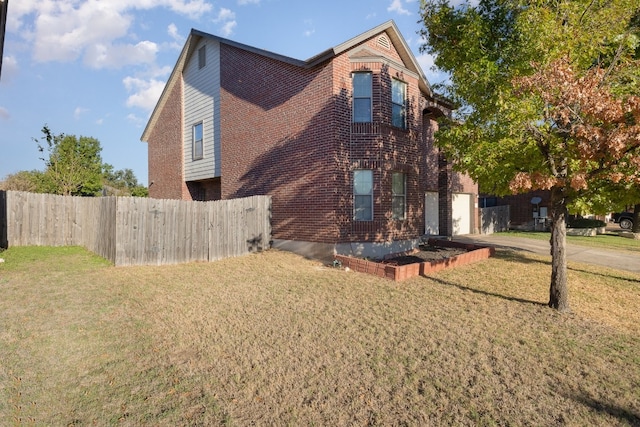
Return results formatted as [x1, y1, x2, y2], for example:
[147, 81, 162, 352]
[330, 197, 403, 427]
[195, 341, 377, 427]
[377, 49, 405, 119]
[548, 187, 570, 312]
[632, 204, 640, 235]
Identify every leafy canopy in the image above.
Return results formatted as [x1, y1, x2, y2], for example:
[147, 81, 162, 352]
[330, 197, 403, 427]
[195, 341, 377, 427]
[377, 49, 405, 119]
[420, 0, 640, 208]
[36, 125, 104, 196]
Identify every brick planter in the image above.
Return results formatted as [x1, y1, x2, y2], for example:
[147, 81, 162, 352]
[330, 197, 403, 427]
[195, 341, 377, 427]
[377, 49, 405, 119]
[334, 239, 495, 282]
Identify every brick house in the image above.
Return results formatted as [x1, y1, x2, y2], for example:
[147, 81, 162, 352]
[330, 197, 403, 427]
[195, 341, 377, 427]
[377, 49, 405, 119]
[480, 190, 551, 230]
[141, 20, 478, 261]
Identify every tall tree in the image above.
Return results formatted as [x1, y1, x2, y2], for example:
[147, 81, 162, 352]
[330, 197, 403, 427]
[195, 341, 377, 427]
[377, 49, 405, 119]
[420, 0, 640, 311]
[35, 125, 104, 196]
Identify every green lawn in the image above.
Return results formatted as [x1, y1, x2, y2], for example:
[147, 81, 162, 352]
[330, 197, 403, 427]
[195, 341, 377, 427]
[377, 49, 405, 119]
[1, 246, 639, 425]
[501, 229, 640, 253]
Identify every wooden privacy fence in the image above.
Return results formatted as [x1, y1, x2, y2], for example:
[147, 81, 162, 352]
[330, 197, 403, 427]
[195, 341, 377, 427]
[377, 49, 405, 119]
[479, 205, 510, 234]
[0, 191, 271, 266]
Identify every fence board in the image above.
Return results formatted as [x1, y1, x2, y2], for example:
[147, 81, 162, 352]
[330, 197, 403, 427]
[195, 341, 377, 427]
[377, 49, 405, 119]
[480, 205, 510, 234]
[1, 191, 271, 266]
[0, 191, 6, 248]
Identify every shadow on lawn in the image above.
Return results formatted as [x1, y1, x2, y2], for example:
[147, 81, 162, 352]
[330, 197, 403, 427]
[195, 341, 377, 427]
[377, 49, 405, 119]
[567, 266, 640, 284]
[571, 393, 640, 426]
[494, 249, 640, 283]
[492, 249, 551, 266]
[427, 275, 547, 307]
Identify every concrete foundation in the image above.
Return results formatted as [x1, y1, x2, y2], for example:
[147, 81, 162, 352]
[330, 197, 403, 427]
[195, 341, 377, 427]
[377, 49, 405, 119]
[271, 238, 422, 264]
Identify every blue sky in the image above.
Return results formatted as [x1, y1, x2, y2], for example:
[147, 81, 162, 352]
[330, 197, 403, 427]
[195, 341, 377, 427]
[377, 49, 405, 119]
[0, 0, 453, 186]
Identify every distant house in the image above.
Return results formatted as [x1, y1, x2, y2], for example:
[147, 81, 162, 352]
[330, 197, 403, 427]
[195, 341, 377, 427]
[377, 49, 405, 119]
[481, 190, 551, 230]
[0, 0, 8, 80]
[141, 20, 478, 260]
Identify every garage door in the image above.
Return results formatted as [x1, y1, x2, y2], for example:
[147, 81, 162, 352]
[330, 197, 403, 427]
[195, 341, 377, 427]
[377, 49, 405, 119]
[452, 193, 471, 235]
[425, 192, 472, 236]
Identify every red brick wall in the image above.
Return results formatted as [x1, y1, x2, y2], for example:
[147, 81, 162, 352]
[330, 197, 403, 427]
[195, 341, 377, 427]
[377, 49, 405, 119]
[149, 30, 479, 245]
[219, 44, 340, 243]
[496, 190, 551, 225]
[186, 178, 221, 201]
[147, 79, 189, 200]
[335, 37, 431, 243]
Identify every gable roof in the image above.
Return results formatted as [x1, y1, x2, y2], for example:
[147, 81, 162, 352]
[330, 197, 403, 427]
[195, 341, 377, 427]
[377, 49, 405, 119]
[141, 20, 433, 143]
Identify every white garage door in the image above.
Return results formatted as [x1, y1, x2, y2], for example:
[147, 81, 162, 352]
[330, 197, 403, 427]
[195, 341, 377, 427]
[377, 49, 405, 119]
[452, 193, 471, 235]
[425, 192, 472, 236]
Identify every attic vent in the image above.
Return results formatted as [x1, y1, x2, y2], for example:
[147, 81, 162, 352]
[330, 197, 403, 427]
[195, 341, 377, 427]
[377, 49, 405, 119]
[377, 34, 391, 50]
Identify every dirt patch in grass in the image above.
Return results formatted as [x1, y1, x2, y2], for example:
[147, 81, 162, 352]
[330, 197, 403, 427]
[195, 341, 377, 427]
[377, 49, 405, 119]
[1, 246, 639, 425]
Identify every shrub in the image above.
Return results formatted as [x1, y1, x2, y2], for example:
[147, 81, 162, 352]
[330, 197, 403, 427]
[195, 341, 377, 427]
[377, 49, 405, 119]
[567, 218, 606, 228]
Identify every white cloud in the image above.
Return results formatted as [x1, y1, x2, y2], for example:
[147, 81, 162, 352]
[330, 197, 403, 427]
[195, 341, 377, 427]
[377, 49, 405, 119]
[0, 106, 10, 120]
[74, 107, 89, 119]
[126, 113, 146, 126]
[123, 76, 166, 111]
[8, 0, 213, 66]
[168, 23, 184, 43]
[388, 0, 411, 16]
[238, 0, 260, 4]
[220, 21, 237, 37]
[215, 8, 236, 23]
[214, 8, 237, 37]
[166, 24, 185, 50]
[84, 40, 159, 69]
[0, 56, 19, 83]
[303, 19, 315, 37]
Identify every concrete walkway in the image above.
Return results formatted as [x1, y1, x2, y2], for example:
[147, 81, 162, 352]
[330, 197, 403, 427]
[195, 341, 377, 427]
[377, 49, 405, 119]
[451, 233, 640, 274]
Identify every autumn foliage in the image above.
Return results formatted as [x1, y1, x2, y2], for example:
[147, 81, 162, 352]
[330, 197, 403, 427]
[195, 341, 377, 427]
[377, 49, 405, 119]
[510, 58, 640, 194]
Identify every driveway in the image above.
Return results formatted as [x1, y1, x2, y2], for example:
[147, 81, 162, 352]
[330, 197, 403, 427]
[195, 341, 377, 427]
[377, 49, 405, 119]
[452, 232, 640, 274]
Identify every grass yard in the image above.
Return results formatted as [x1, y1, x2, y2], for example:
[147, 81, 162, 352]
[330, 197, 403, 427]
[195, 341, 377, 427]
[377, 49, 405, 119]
[1, 246, 639, 426]
[502, 230, 640, 253]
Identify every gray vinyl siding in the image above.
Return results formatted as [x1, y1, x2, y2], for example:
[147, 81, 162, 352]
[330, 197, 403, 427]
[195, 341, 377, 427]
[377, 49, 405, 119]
[183, 39, 221, 180]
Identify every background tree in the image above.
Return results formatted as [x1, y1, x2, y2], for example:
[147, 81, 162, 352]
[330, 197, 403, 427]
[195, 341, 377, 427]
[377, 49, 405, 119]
[0, 125, 149, 198]
[420, 0, 640, 311]
[0, 170, 47, 192]
[35, 125, 104, 196]
[102, 164, 149, 197]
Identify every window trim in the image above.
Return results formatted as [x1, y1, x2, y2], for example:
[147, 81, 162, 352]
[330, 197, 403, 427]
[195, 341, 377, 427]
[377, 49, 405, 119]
[352, 72, 372, 123]
[192, 122, 203, 161]
[392, 79, 407, 130]
[392, 172, 406, 220]
[353, 169, 374, 221]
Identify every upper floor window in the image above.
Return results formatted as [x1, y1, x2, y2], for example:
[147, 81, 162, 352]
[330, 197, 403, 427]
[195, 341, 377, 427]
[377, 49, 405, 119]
[354, 170, 373, 221]
[392, 172, 406, 220]
[392, 79, 407, 129]
[198, 46, 206, 69]
[192, 122, 203, 160]
[352, 72, 372, 123]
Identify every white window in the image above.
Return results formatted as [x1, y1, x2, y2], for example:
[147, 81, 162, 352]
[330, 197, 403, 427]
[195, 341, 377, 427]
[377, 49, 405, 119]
[198, 45, 206, 69]
[392, 79, 407, 129]
[392, 172, 406, 220]
[192, 122, 203, 160]
[354, 170, 373, 221]
[352, 72, 372, 123]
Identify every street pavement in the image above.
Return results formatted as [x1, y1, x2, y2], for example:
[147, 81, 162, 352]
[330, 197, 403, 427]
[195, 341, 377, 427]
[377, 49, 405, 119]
[452, 230, 640, 274]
